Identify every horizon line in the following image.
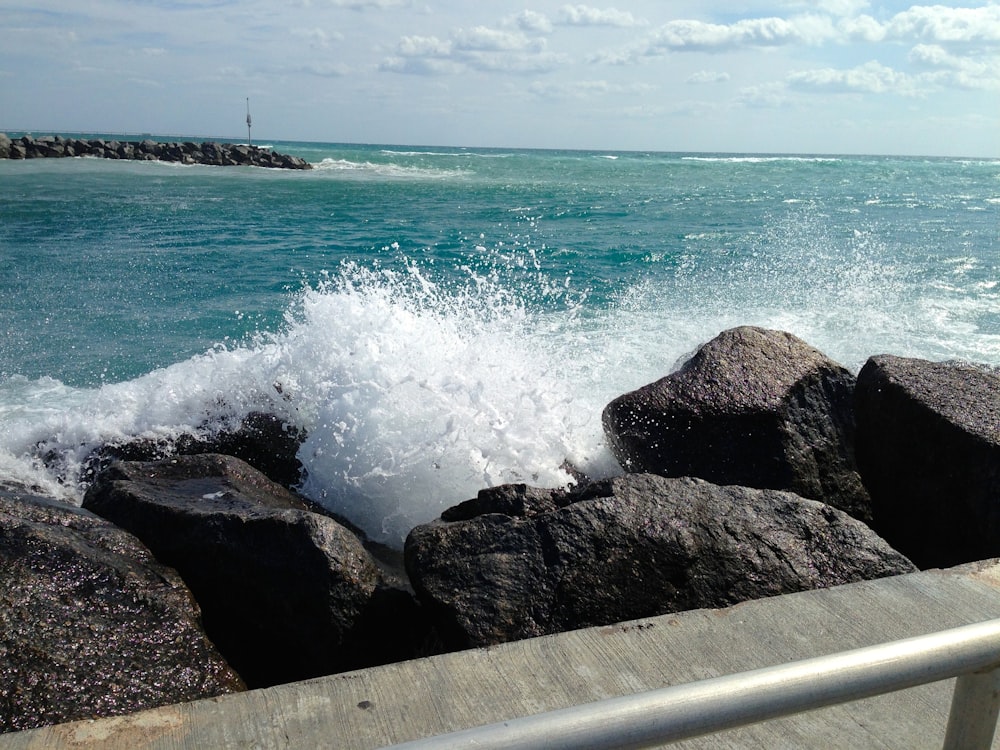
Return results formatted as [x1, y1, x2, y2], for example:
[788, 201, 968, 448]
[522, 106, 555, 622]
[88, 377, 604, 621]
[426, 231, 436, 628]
[1, 128, 997, 162]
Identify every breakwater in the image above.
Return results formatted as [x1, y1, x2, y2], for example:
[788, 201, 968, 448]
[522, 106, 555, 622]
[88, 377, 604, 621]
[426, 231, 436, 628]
[5, 325, 1000, 734]
[0, 133, 312, 169]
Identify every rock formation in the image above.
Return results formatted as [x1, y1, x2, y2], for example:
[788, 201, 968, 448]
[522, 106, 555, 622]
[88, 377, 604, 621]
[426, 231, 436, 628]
[0, 488, 243, 733]
[10, 326, 1000, 732]
[0, 133, 311, 169]
[603, 326, 872, 522]
[83, 411, 306, 489]
[405, 475, 914, 649]
[82, 454, 386, 687]
[855, 355, 1000, 569]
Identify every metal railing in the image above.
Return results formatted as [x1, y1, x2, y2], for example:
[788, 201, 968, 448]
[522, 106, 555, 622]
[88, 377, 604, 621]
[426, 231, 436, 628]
[387, 618, 1000, 750]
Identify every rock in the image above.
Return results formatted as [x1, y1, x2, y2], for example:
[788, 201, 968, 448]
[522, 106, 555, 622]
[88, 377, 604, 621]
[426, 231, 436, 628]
[0, 487, 244, 733]
[0, 133, 10, 159]
[82, 454, 384, 688]
[0, 134, 312, 169]
[855, 355, 1000, 569]
[84, 411, 306, 489]
[405, 474, 914, 649]
[603, 326, 872, 522]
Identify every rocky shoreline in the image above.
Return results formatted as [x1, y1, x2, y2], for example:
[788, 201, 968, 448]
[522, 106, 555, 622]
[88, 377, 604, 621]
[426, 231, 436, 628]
[0, 133, 312, 169]
[3, 325, 999, 733]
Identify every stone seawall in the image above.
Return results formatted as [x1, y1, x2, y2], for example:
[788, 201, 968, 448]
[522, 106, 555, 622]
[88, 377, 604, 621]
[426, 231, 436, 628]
[4, 326, 1000, 735]
[0, 133, 312, 169]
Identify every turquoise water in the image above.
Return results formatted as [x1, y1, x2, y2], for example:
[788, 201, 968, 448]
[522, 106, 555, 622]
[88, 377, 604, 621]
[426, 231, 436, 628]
[1, 140, 998, 543]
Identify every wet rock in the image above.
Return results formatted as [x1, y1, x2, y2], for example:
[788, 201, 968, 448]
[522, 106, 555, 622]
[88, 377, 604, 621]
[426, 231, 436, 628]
[84, 411, 306, 489]
[83, 454, 384, 687]
[405, 474, 913, 649]
[855, 355, 1000, 568]
[0, 487, 243, 733]
[603, 326, 872, 522]
[0, 134, 312, 169]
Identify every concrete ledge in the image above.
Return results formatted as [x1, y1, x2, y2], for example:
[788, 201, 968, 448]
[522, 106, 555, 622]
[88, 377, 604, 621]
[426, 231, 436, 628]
[6, 560, 1000, 749]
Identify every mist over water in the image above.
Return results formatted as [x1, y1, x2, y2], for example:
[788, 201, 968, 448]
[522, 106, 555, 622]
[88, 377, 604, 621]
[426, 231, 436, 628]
[1, 143, 997, 544]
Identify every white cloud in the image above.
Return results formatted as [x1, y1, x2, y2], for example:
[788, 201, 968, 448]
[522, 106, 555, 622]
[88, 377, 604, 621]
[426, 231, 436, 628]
[838, 14, 885, 42]
[789, 13, 839, 45]
[687, 70, 730, 84]
[887, 5, 1000, 44]
[909, 43, 1000, 90]
[787, 60, 920, 95]
[452, 26, 540, 53]
[909, 43, 953, 67]
[631, 16, 820, 57]
[384, 23, 562, 75]
[594, 3, 1000, 67]
[509, 10, 553, 34]
[557, 5, 642, 28]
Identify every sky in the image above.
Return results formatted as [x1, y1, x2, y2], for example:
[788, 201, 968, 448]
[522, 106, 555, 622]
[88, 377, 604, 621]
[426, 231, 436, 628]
[1, 1, 998, 156]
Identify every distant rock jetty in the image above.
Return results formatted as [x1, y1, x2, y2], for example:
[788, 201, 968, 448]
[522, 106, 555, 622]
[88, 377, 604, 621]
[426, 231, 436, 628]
[0, 133, 312, 170]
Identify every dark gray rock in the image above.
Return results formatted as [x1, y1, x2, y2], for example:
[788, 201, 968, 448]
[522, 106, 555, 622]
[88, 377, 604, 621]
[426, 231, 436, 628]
[603, 326, 872, 522]
[0, 134, 312, 169]
[0, 487, 244, 733]
[82, 454, 382, 687]
[405, 474, 913, 649]
[855, 355, 1000, 569]
[83, 411, 306, 489]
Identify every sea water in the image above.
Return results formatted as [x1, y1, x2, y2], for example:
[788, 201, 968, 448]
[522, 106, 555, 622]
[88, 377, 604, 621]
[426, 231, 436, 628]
[1, 139, 997, 545]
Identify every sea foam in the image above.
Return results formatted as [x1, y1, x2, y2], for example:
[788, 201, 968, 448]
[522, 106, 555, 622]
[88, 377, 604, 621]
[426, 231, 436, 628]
[2, 214, 997, 546]
[0, 258, 624, 546]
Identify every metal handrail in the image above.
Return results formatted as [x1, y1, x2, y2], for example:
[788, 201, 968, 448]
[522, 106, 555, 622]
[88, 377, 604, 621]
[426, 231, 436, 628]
[386, 618, 1000, 750]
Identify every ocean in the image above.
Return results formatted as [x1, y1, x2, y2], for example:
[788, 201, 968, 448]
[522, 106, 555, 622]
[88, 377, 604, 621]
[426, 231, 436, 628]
[1, 138, 997, 546]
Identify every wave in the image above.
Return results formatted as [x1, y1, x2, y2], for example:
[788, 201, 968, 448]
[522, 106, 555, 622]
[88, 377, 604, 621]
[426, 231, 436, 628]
[3, 219, 998, 547]
[380, 149, 514, 159]
[0, 260, 623, 546]
[682, 156, 842, 164]
[313, 158, 470, 179]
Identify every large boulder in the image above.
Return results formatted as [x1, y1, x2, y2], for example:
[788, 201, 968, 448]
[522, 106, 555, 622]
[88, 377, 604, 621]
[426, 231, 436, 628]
[83, 411, 306, 489]
[82, 454, 383, 687]
[855, 355, 1000, 569]
[0, 487, 243, 733]
[0, 133, 10, 159]
[603, 326, 872, 522]
[405, 475, 914, 649]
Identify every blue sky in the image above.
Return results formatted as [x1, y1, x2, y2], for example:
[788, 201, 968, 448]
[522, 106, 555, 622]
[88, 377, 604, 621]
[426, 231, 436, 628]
[1, 1, 998, 156]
